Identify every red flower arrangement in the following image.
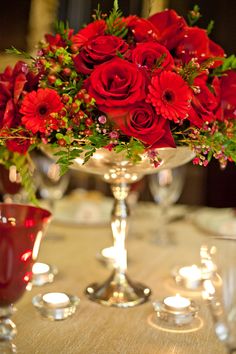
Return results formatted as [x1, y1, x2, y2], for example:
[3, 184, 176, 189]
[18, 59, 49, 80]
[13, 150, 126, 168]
[0, 1, 235, 196]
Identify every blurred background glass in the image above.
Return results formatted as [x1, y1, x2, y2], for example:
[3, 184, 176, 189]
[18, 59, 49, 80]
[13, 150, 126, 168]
[33, 154, 70, 211]
[148, 166, 186, 244]
[201, 237, 236, 353]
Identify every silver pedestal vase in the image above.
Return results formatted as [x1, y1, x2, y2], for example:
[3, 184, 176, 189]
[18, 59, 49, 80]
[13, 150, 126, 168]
[43, 146, 195, 308]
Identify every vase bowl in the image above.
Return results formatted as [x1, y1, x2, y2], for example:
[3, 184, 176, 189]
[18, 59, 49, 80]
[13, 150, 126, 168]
[42, 146, 195, 184]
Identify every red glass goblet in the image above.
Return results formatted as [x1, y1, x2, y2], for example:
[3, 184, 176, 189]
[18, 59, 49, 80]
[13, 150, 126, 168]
[0, 203, 51, 342]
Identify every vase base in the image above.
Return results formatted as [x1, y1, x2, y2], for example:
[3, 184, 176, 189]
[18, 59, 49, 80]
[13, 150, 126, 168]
[85, 271, 151, 308]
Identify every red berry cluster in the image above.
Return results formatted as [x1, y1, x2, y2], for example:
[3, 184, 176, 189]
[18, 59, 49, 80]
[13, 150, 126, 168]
[61, 89, 96, 143]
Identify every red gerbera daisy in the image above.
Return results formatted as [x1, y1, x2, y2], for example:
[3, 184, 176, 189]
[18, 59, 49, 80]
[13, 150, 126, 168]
[147, 71, 192, 122]
[20, 88, 63, 133]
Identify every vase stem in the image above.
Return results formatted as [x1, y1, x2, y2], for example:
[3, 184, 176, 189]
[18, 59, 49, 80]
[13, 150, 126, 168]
[111, 183, 130, 276]
[85, 181, 151, 307]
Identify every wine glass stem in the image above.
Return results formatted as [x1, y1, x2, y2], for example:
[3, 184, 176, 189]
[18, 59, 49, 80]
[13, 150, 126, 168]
[110, 183, 130, 277]
[0, 305, 17, 341]
[158, 204, 169, 239]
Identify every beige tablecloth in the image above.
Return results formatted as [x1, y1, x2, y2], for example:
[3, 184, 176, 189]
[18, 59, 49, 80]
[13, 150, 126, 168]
[14, 202, 227, 354]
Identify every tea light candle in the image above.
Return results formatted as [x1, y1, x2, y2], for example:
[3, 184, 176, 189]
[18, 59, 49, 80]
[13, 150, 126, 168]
[101, 247, 115, 261]
[153, 295, 198, 327]
[33, 292, 80, 320]
[32, 262, 50, 275]
[42, 292, 70, 308]
[177, 265, 202, 289]
[32, 262, 57, 286]
[164, 294, 191, 311]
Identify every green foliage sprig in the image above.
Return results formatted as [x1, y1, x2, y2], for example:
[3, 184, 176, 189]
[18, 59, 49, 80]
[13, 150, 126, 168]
[187, 5, 202, 26]
[177, 57, 218, 86]
[206, 20, 214, 35]
[174, 121, 236, 167]
[5, 46, 35, 60]
[106, 0, 128, 38]
[212, 55, 236, 77]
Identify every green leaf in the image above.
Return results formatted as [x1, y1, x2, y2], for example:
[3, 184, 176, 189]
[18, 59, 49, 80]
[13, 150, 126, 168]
[113, 0, 119, 12]
[12, 153, 38, 204]
[207, 20, 214, 35]
[60, 163, 70, 176]
[114, 144, 125, 153]
[187, 5, 202, 26]
[93, 3, 103, 21]
[212, 55, 236, 76]
[55, 133, 64, 140]
[5, 46, 35, 60]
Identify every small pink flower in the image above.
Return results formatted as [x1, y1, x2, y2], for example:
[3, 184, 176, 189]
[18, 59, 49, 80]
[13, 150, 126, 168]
[109, 131, 119, 139]
[98, 115, 107, 124]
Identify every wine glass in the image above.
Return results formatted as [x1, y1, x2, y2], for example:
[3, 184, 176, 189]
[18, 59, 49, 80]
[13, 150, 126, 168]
[0, 165, 28, 204]
[0, 203, 51, 345]
[200, 237, 236, 353]
[148, 166, 186, 244]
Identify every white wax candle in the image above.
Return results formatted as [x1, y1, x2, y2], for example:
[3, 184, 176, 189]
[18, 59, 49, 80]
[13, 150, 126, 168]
[32, 262, 50, 275]
[164, 294, 190, 311]
[178, 265, 202, 289]
[42, 292, 70, 307]
[179, 265, 202, 280]
[101, 247, 115, 260]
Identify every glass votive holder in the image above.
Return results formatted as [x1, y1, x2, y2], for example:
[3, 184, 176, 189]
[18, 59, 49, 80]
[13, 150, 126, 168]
[32, 262, 58, 286]
[32, 292, 80, 320]
[153, 294, 198, 328]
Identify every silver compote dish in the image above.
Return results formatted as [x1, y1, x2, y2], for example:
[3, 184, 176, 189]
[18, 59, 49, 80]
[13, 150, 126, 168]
[43, 145, 195, 308]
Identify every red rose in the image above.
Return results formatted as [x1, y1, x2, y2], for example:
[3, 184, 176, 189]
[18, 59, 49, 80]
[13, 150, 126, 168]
[107, 103, 175, 149]
[74, 35, 128, 75]
[87, 58, 147, 108]
[125, 16, 159, 42]
[188, 75, 221, 127]
[220, 70, 236, 119]
[176, 27, 224, 67]
[148, 10, 187, 50]
[0, 61, 28, 129]
[71, 20, 106, 48]
[131, 42, 174, 73]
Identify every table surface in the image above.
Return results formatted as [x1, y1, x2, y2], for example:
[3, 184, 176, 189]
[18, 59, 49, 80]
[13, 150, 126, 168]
[13, 201, 227, 354]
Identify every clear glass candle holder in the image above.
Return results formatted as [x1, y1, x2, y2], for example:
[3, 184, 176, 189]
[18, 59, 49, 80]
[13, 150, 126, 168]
[32, 262, 58, 286]
[32, 292, 80, 321]
[152, 294, 199, 332]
